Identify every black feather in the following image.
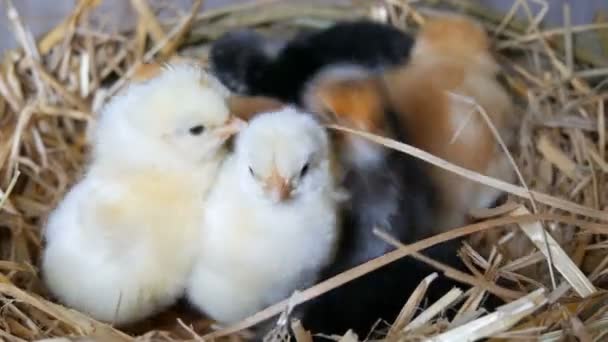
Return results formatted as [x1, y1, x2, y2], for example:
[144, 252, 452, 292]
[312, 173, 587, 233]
[210, 20, 414, 103]
[296, 124, 448, 338]
[210, 29, 285, 94]
[300, 240, 469, 339]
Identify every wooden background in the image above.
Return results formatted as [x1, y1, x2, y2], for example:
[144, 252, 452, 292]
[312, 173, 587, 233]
[1, 0, 607, 54]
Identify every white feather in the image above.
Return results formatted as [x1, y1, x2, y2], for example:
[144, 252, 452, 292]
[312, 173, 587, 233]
[186, 107, 340, 324]
[42, 62, 236, 325]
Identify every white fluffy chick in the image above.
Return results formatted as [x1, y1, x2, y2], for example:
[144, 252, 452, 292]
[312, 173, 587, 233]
[41, 63, 244, 325]
[186, 107, 340, 324]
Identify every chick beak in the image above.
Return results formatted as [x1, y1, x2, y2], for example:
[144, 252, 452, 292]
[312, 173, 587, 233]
[273, 181, 292, 202]
[216, 117, 246, 140]
[266, 170, 292, 203]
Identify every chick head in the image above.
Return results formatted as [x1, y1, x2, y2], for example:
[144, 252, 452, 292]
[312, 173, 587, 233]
[304, 65, 387, 135]
[235, 107, 331, 204]
[95, 62, 245, 166]
[412, 15, 498, 74]
[303, 65, 389, 167]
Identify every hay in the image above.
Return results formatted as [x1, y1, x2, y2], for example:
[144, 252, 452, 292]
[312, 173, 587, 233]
[0, 0, 607, 340]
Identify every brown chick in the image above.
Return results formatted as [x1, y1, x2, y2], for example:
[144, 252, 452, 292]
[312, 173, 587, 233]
[305, 15, 516, 233]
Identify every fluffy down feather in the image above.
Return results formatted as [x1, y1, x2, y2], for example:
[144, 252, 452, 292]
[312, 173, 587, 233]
[42, 62, 243, 325]
[305, 15, 516, 232]
[210, 20, 414, 104]
[186, 107, 341, 325]
[296, 16, 513, 337]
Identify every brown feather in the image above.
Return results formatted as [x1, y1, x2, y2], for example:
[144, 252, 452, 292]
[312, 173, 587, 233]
[304, 16, 516, 232]
[226, 95, 285, 122]
[131, 63, 163, 82]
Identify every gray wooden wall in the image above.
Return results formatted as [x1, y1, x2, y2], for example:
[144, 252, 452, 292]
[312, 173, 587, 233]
[1, 0, 607, 54]
[0, 0, 250, 53]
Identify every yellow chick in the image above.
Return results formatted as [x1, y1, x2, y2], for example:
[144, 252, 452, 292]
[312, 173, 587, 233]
[186, 107, 340, 324]
[41, 63, 244, 325]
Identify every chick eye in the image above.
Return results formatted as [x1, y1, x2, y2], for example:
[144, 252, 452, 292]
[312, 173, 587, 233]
[300, 163, 310, 178]
[189, 125, 205, 135]
[249, 166, 256, 177]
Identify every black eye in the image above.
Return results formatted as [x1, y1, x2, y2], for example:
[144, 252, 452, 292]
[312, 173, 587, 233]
[249, 166, 255, 176]
[300, 163, 310, 177]
[189, 125, 205, 135]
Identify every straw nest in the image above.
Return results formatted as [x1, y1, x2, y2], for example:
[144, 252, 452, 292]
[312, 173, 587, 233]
[1, 0, 607, 341]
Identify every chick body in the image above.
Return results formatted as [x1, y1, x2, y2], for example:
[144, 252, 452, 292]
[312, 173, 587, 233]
[210, 20, 413, 104]
[186, 108, 339, 324]
[306, 15, 516, 232]
[43, 167, 209, 324]
[296, 108, 463, 337]
[297, 17, 514, 336]
[302, 240, 466, 337]
[385, 15, 516, 230]
[42, 63, 240, 325]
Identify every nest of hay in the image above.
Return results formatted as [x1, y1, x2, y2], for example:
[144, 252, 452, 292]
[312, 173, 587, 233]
[1, 0, 607, 341]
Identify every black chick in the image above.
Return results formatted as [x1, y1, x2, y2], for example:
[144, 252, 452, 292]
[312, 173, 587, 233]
[297, 118, 468, 339]
[210, 20, 414, 104]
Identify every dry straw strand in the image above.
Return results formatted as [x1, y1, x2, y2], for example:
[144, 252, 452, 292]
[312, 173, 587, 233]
[0, 0, 607, 340]
[510, 206, 597, 298]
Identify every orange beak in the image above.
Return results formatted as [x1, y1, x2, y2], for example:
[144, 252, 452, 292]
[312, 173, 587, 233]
[215, 117, 246, 140]
[273, 180, 292, 202]
[265, 167, 292, 202]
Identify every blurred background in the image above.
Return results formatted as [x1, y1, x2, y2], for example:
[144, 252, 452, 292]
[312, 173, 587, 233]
[1, 0, 608, 54]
